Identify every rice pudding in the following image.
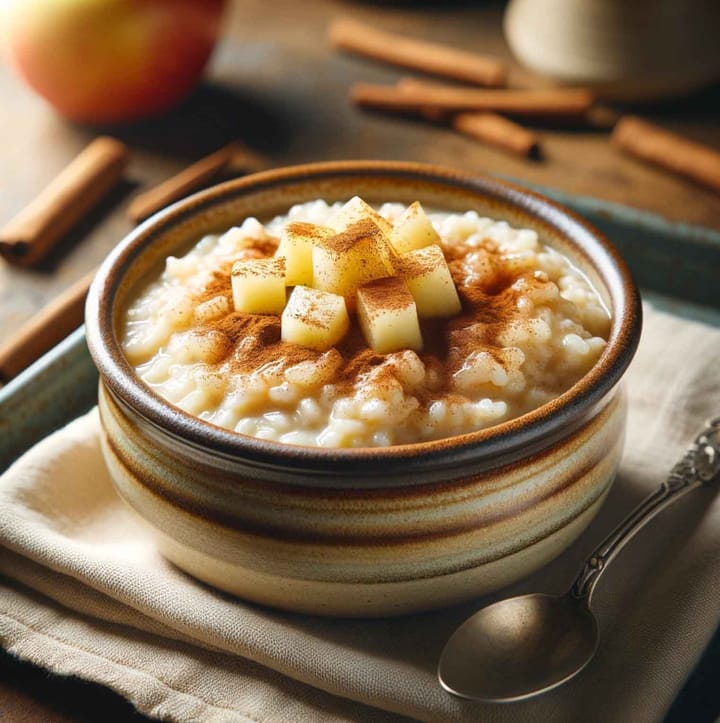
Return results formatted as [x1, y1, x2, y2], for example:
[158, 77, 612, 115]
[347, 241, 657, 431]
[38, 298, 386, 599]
[121, 199, 611, 447]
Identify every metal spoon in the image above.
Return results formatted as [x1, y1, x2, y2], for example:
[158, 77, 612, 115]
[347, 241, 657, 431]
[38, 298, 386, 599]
[438, 417, 720, 702]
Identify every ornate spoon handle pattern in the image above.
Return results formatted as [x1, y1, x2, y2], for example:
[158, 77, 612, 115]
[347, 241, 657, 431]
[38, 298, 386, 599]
[572, 417, 720, 601]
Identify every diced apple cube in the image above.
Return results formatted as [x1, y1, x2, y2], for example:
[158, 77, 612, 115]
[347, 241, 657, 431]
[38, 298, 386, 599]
[357, 277, 423, 354]
[281, 286, 350, 351]
[231, 257, 286, 314]
[397, 245, 462, 318]
[390, 201, 440, 254]
[275, 221, 334, 286]
[312, 219, 395, 307]
[328, 196, 393, 236]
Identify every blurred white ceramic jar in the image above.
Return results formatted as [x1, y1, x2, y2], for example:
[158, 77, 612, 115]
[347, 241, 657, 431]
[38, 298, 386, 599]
[504, 0, 720, 100]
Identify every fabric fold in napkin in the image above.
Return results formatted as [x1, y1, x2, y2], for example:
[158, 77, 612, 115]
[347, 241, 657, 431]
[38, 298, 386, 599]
[1, 303, 720, 723]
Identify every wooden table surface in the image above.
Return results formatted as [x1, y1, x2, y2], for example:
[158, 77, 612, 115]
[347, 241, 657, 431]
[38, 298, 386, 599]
[1, 0, 719, 720]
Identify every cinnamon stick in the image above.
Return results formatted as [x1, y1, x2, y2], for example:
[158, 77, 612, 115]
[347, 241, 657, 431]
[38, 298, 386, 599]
[329, 17, 507, 88]
[612, 116, 720, 195]
[225, 145, 272, 175]
[395, 78, 540, 157]
[0, 137, 128, 267]
[127, 142, 241, 223]
[351, 82, 595, 121]
[452, 112, 540, 158]
[0, 269, 95, 383]
[393, 78, 450, 123]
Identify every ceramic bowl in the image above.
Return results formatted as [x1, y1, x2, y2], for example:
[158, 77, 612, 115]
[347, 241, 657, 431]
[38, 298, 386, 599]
[85, 161, 641, 617]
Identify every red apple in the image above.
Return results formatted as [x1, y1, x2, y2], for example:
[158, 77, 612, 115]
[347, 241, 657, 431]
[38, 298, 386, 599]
[1, 0, 226, 124]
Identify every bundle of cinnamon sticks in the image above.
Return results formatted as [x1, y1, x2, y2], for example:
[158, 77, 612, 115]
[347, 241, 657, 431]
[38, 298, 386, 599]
[329, 15, 720, 192]
[329, 17, 574, 159]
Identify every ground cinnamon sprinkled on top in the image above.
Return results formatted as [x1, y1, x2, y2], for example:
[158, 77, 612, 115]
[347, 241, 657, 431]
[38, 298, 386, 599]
[181, 238, 537, 399]
[324, 218, 385, 254]
[285, 221, 333, 240]
[359, 277, 414, 317]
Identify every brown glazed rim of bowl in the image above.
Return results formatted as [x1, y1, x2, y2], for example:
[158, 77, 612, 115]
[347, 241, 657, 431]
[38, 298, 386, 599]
[86, 160, 642, 480]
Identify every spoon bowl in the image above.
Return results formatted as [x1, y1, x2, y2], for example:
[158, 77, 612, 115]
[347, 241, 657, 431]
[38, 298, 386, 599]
[439, 593, 598, 701]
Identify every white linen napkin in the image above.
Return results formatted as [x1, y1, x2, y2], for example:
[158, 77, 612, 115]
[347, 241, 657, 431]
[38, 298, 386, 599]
[1, 303, 720, 723]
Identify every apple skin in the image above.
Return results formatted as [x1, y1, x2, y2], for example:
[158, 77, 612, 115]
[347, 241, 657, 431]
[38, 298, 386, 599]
[2, 0, 226, 124]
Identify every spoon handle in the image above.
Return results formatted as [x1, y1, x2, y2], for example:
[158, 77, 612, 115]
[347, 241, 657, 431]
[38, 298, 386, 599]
[571, 417, 720, 602]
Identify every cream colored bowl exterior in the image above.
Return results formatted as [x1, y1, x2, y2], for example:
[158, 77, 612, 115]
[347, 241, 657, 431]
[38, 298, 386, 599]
[99, 381, 626, 616]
